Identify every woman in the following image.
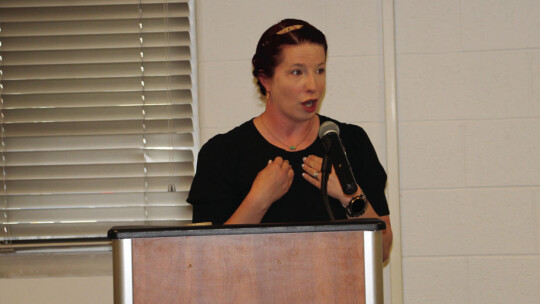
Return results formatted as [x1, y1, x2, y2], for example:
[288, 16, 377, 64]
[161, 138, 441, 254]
[187, 19, 392, 261]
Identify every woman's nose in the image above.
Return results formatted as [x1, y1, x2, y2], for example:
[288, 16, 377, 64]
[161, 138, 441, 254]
[305, 73, 317, 92]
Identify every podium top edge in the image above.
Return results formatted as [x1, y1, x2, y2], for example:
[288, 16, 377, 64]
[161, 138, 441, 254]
[107, 218, 386, 239]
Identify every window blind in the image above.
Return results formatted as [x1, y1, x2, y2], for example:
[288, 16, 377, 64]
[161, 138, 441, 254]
[0, 0, 196, 242]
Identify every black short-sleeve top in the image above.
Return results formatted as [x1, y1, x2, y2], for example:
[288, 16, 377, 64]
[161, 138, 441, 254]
[187, 115, 389, 224]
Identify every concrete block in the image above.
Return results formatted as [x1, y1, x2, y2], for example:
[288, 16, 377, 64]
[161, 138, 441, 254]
[402, 257, 468, 304]
[397, 51, 530, 121]
[401, 188, 536, 257]
[0, 276, 113, 304]
[323, 55, 385, 123]
[198, 60, 264, 129]
[195, 0, 326, 62]
[325, 0, 382, 56]
[399, 122, 466, 189]
[468, 256, 540, 304]
[462, 0, 540, 50]
[533, 51, 540, 117]
[464, 119, 540, 187]
[395, 0, 461, 54]
[535, 188, 540, 254]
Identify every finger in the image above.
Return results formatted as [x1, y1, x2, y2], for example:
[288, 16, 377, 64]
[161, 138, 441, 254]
[287, 167, 295, 182]
[273, 156, 284, 166]
[301, 163, 316, 177]
[303, 155, 322, 171]
[312, 157, 323, 170]
[302, 160, 321, 179]
[282, 159, 290, 169]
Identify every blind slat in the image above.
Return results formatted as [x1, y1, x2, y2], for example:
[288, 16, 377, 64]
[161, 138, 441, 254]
[7, 206, 193, 225]
[2, 162, 194, 180]
[1, 47, 191, 66]
[0, 0, 189, 8]
[0, 3, 189, 22]
[0, 32, 190, 52]
[4, 120, 193, 137]
[5, 176, 193, 195]
[4, 105, 192, 123]
[3, 133, 194, 151]
[2, 75, 191, 94]
[3, 90, 193, 109]
[7, 192, 189, 209]
[0, 18, 189, 37]
[7, 219, 192, 241]
[2, 61, 191, 80]
[3, 149, 194, 166]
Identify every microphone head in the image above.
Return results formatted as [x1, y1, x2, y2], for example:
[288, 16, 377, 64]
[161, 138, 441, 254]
[318, 121, 340, 138]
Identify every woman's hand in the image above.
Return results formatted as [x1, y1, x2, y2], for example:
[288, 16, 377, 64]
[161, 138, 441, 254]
[225, 156, 294, 225]
[250, 156, 295, 207]
[301, 154, 352, 207]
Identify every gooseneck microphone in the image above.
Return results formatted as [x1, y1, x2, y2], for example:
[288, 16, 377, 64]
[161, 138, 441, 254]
[318, 121, 358, 195]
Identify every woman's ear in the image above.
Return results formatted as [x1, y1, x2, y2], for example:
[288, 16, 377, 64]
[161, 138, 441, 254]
[258, 74, 272, 94]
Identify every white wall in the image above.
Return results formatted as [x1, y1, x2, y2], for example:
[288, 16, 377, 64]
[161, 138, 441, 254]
[395, 0, 540, 303]
[2, 1, 539, 303]
[0, 276, 113, 304]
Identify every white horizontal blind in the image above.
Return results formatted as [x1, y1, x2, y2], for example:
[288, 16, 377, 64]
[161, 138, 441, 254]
[0, 0, 196, 242]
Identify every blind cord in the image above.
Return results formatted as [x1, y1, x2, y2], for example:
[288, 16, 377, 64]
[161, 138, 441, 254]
[0, 30, 10, 244]
[164, 0, 176, 193]
[138, 1, 150, 221]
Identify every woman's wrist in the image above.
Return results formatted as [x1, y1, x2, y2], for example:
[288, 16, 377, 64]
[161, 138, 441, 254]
[344, 193, 369, 217]
[339, 187, 363, 208]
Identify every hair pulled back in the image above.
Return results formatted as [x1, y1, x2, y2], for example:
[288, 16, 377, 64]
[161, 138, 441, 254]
[252, 19, 328, 96]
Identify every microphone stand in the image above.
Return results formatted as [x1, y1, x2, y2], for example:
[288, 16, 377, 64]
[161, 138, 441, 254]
[320, 154, 335, 221]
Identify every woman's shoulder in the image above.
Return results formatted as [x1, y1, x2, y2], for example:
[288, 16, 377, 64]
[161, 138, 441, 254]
[199, 119, 257, 153]
[318, 115, 368, 139]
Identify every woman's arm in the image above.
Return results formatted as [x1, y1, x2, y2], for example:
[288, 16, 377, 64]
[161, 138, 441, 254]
[302, 155, 393, 262]
[225, 156, 294, 224]
[343, 191, 393, 263]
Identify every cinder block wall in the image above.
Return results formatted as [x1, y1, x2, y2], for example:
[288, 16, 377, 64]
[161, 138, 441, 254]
[396, 0, 540, 303]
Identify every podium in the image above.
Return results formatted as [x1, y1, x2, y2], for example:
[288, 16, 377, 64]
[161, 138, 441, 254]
[108, 219, 385, 304]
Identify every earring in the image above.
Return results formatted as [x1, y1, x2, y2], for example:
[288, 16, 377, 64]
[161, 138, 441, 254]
[265, 91, 270, 101]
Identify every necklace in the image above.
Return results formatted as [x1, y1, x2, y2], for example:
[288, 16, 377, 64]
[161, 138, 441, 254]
[259, 115, 314, 150]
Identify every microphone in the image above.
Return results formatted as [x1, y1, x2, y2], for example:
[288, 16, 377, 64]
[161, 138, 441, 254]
[318, 121, 358, 195]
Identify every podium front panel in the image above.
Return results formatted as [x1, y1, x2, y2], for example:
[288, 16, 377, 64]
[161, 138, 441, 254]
[110, 220, 384, 304]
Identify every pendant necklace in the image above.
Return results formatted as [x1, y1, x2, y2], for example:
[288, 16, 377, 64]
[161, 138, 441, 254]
[259, 115, 314, 150]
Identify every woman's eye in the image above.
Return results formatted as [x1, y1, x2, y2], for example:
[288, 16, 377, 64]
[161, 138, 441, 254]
[291, 70, 302, 76]
[316, 68, 326, 74]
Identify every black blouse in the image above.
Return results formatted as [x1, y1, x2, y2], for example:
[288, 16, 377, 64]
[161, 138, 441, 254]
[187, 115, 389, 224]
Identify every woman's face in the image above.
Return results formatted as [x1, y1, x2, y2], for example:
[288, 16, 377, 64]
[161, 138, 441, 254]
[262, 42, 326, 122]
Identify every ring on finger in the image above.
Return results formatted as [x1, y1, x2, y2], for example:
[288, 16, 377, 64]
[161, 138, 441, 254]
[312, 171, 320, 179]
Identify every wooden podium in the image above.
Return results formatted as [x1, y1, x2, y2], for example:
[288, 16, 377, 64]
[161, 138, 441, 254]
[108, 219, 385, 304]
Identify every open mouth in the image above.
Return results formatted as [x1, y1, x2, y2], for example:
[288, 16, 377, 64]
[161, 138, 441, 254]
[301, 99, 318, 112]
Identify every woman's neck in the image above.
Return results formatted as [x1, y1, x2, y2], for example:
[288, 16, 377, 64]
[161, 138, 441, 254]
[255, 112, 319, 151]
